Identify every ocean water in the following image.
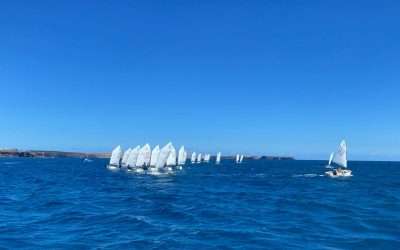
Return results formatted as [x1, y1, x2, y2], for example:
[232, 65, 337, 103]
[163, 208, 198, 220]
[0, 158, 399, 249]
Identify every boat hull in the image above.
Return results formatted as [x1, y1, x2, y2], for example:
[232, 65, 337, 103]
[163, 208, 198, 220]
[325, 169, 352, 178]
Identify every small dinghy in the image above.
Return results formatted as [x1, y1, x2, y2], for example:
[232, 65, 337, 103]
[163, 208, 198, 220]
[325, 140, 352, 178]
[216, 152, 221, 165]
[107, 146, 121, 170]
[191, 152, 196, 164]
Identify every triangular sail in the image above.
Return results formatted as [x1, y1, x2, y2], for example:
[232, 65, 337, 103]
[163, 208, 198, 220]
[136, 146, 146, 167]
[191, 152, 196, 163]
[156, 142, 173, 169]
[126, 146, 140, 168]
[178, 146, 185, 165]
[143, 144, 151, 166]
[166, 146, 176, 166]
[328, 152, 334, 166]
[236, 154, 239, 163]
[333, 140, 347, 168]
[197, 153, 202, 163]
[150, 145, 160, 167]
[240, 155, 244, 163]
[121, 148, 131, 165]
[216, 152, 221, 164]
[182, 151, 187, 164]
[109, 146, 121, 166]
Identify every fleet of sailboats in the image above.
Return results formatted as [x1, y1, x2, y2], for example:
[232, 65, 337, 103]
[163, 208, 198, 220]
[108, 141, 353, 178]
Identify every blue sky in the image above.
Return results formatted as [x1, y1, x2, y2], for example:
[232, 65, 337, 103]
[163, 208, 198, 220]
[0, 1, 399, 160]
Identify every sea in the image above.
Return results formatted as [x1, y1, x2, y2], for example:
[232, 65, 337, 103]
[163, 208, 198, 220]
[0, 158, 399, 249]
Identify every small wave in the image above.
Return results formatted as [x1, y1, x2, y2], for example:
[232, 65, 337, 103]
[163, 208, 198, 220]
[292, 174, 318, 178]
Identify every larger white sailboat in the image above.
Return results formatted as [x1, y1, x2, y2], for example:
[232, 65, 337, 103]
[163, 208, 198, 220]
[325, 140, 352, 177]
[216, 152, 221, 165]
[136, 144, 151, 171]
[108, 145, 121, 170]
[239, 155, 244, 164]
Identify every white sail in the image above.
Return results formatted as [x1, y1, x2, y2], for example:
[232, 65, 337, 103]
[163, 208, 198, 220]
[178, 146, 185, 165]
[126, 146, 140, 168]
[204, 154, 210, 162]
[240, 155, 244, 163]
[216, 152, 221, 164]
[333, 140, 347, 168]
[236, 154, 239, 163]
[197, 153, 202, 163]
[182, 151, 187, 164]
[150, 145, 160, 167]
[136, 144, 150, 167]
[143, 144, 151, 166]
[191, 152, 196, 163]
[328, 152, 334, 166]
[166, 146, 176, 166]
[109, 146, 121, 166]
[156, 142, 173, 169]
[121, 148, 131, 165]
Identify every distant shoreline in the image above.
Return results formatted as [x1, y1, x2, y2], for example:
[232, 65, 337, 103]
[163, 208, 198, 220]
[0, 148, 295, 160]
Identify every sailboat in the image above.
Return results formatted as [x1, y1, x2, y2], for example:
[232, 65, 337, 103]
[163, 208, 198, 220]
[135, 144, 151, 171]
[197, 153, 202, 163]
[216, 152, 221, 165]
[155, 142, 173, 171]
[120, 148, 131, 167]
[166, 146, 176, 168]
[150, 145, 160, 167]
[325, 140, 352, 178]
[107, 146, 121, 170]
[177, 146, 185, 165]
[239, 155, 244, 163]
[321, 152, 334, 168]
[235, 154, 239, 163]
[191, 152, 196, 163]
[183, 151, 187, 165]
[126, 146, 140, 171]
[204, 154, 210, 163]
[143, 144, 151, 167]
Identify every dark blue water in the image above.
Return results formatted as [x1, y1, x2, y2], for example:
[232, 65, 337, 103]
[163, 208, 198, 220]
[0, 158, 399, 249]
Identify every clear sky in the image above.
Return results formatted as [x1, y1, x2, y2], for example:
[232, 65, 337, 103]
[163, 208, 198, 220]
[0, 1, 399, 160]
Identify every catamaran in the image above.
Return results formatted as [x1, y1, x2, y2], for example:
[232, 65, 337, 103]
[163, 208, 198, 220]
[216, 152, 221, 165]
[107, 146, 121, 170]
[191, 152, 196, 163]
[325, 140, 352, 178]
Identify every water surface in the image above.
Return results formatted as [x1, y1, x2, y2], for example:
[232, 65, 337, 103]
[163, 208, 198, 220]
[0, 158, 399, 249]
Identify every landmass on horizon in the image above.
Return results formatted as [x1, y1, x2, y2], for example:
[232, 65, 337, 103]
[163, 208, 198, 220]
[0, 148, 294, 160]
